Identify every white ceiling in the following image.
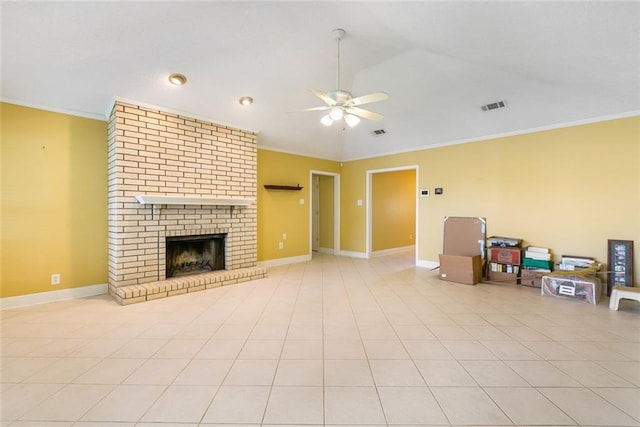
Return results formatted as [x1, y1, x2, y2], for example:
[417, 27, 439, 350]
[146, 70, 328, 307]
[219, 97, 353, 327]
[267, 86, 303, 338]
[2, 1, 639, 161]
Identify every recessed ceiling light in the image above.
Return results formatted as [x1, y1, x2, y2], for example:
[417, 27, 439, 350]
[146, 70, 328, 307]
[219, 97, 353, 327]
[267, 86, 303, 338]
[239, 96, 254, 106]
[168, 73, 187, 86]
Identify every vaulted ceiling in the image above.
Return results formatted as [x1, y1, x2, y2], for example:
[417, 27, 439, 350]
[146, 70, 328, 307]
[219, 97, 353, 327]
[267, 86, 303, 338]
[2, 1, 639, 160]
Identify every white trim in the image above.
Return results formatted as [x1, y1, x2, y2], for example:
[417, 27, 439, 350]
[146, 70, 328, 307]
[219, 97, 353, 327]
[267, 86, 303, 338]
[309, 170, 341, 260]
[0, 284, 108, 310]
[257, 254, 311, 268]
[340, 250, 368, 259]
[372, 245, 415, 258]
[366, 165, 419, 261]
[416, 259, 440, 269]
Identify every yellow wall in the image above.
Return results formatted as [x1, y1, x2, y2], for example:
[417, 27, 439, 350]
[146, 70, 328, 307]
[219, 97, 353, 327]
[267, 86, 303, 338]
[2, 102, 637, 298]
[341, 116, 640, 283]
[257, 149, 340, 261]
[372, 169, 416, 251]
[318, 175, 335, 249]
[1, 103, 108, 298]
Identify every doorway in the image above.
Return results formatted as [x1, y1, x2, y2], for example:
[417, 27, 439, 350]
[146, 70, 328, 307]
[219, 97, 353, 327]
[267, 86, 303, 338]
[366, 166, 418, 261]
[310, 171, 340, 255]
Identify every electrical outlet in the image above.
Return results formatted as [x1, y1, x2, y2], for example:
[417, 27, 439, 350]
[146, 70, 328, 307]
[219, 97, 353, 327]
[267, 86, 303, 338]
[409, 234, 413, 240]
[282, 233, 287, 240]
[278, 242, 284, 249]
[51, 274, 61, 285]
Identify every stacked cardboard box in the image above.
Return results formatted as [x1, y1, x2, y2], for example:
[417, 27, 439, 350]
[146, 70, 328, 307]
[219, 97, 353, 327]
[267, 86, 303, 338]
[439, 217, 486, 285]
[486, 236, 522, 285]
[521, 246, 553, 288]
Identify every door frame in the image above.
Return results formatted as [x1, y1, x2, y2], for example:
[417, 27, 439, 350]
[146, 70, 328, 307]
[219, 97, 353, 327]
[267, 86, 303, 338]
[366, 165, 419, 261]
[309, 170, 340, 256]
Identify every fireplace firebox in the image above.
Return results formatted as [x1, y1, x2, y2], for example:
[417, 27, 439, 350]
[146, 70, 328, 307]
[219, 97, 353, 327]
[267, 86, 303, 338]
[166, 234, 225, 278]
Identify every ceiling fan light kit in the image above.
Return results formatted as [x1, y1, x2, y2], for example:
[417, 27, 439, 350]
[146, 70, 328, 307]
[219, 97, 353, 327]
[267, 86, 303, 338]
[297, 28, 388, 128]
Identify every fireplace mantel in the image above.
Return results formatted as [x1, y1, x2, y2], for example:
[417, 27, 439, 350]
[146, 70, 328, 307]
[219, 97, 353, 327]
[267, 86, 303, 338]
[135, 195, 255, 206]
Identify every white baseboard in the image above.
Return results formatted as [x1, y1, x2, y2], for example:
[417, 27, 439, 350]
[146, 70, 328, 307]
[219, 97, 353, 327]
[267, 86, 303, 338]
[0, 283, 109, 310]
[416, 259, 440, 270]
[340, 250, 368, 259]
[372, 245, 415, 257]
[257, 254, 312, 268]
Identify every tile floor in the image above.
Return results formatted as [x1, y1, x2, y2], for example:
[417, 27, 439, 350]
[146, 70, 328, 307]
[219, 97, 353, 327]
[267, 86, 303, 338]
[1, 250, 639, 426]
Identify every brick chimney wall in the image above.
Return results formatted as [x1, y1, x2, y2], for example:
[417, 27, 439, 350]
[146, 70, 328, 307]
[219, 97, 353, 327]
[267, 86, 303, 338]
[107, 101, 257, 293]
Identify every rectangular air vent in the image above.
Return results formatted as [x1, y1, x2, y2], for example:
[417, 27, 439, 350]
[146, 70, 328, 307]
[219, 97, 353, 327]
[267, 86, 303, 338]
[371, 128, 386, 136]
[481, 100, 507, 111]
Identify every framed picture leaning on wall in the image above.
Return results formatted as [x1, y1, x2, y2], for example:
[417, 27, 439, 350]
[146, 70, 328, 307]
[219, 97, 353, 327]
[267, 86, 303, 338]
[607, 239, 634, 296]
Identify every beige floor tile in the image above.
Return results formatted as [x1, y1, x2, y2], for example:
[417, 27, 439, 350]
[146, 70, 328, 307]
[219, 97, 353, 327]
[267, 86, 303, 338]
[362, 339, 409, 359]
[324, 359, 374, 386]
[273, 359, 323, 385]
[200, 385, 270, 424]
[0, 383, 63, 421]
[428, 325, 474, 340]
[73, 358, 145, 384]
[222, 359, 278, 385]
[281, 339, 322, 359]
[460, 360, 528, 386]
[196, 338, 244, 359]
[122, 358, 189, 385]
[484, 387, 575, 425]
[402, 340, 453, 360]
[593, 387, 640, 420]
[480, 340, 542, 360]
[263, 386, 324, 424]
[415, 359, 476, 386]
[600, 360, 640, 387]
[392, 324, 437, 340]
[324, 339, 366, 359]
[506, 360, 581, 386]
[441, 340, 497, 360]
[173, 358, 234, 385]
[520, 340, 586, 360]
[462, 325, 512, 341]
[1, 357, 57, 383]
[154, 338, 207, 358]
[431, 386, 512, 426]
[324, 386, 386, 425]
[141, 385, 218, 423]
[377, 386, 449, 425]
[551, 360, 635, 387]
[20, 384, 114, 422]
[80, 384, 164, 422]
[539, 387, 639, 426]
[369, 359, 425, 386]
[238, 339, 284, 359]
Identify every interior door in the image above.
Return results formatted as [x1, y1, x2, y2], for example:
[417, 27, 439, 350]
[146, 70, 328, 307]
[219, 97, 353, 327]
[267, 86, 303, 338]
[312, 174, 320, 251]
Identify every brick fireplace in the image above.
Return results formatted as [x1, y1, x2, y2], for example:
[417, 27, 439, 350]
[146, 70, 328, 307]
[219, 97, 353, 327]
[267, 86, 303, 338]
[107, 101, 266, 304]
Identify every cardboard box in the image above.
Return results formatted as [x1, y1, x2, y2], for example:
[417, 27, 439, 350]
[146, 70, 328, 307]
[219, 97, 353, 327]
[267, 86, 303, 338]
[489, 247, 522, 265]
[439, 254, 482, 285]
[520, 269, 543, 288]
[487, 270, 519, 285]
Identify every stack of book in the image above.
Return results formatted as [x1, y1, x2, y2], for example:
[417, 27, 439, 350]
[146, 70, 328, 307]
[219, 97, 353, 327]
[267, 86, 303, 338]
[521, 246, 552, 287]
[523, 246, 553, 272]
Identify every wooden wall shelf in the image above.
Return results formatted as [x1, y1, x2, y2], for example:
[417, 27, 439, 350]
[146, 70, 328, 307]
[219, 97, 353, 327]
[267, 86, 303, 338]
[264, 184, 303, 191]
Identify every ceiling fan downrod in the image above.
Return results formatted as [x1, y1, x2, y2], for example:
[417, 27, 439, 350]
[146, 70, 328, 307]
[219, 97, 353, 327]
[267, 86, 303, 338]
[331, 28, 346, 91]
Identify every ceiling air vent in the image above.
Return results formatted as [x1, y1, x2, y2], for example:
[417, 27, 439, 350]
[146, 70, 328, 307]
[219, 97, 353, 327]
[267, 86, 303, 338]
[481, 100, 507, 111]
[371, 128, 386, 136]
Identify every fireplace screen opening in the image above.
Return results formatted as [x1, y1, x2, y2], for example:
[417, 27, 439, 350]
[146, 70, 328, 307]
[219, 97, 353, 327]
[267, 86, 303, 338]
[166, 234, 225, 278]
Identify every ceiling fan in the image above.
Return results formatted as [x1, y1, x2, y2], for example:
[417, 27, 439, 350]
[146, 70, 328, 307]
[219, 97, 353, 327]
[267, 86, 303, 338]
[297, 28, 388, 128]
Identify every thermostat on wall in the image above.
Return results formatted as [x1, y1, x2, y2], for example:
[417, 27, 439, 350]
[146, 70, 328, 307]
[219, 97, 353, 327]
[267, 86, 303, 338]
[434, 187, 443, 195]
[420, 189, 429, 197]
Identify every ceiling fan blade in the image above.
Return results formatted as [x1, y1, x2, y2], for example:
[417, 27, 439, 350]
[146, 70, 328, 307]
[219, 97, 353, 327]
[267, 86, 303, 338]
[348, 92, 389, 106]
[345, 107, 384, 121]
[290, 106, 331, 113]
[311, 89, 337, 106]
